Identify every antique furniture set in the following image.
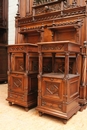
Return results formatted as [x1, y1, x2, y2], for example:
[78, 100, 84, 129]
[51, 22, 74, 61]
[0, 0, 8, 82]
[6, 0, 87, 123]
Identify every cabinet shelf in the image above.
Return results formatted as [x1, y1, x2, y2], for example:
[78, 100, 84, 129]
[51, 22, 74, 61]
[42, 73, 79, 79]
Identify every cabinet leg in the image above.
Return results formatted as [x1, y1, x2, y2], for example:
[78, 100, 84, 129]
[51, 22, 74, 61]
[79, 104, 86, 112]
[9, 102, 12, 106]
[63, 119, 67, 124]
[39, 112, 43, 116]
[25, 107, 29, 112]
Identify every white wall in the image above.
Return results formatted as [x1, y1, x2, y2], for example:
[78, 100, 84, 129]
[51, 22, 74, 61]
[8, 0, 18, 45]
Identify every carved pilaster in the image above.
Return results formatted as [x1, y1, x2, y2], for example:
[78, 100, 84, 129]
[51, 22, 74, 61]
[26, 0, 30, 16]
[76, 53, 79, 75]
[39, 52, 43, 76]
[26, 53, 29, 74]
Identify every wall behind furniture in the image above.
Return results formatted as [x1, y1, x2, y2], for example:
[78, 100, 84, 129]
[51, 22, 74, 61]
[8, 0, 18, 45]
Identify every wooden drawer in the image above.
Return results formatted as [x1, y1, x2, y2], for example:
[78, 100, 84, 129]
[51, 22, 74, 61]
[41, 99, 63, 112]
[8, 92, 25, 102]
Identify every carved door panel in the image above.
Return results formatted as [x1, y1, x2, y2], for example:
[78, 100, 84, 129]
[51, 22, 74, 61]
[40, 77, 63, 111]
[11, 53, 25, 72]
[9, 74, 24, 93]
[41, 77, 63, 101]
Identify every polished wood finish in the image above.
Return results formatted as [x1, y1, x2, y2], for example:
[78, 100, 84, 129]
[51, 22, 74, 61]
[8, 0, 87, 117]
[6, 44, 38, 111]
[0, 0, 8, 82]
[14, 0, 87, 113]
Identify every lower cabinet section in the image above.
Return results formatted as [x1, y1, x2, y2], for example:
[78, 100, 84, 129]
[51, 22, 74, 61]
[6, 73, 38, 111]
[36, 73, 80, 123]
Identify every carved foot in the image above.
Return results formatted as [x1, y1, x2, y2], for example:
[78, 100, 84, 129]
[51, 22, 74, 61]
[79, 104, 86, 112]
[63, 119, 67, 124]
[9, 102, 12, 106]
[25, 107, 29, 112]
[39, 112, 43, 116]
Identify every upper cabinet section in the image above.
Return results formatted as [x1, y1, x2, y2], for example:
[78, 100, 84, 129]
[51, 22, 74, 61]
[16, 0, 87, 19]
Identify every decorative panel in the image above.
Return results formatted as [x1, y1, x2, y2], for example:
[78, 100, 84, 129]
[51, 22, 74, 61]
[11, 74, 24, 93]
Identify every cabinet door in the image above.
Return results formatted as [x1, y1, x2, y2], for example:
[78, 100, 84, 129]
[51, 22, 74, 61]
[41, 77, 63, 101]
[8, 74, 24, 93]
[11, 53, 25, 72]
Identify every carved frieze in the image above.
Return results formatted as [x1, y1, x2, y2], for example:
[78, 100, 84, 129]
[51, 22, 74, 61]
[8, 46, 25, 52]
[42, 44, 64, 51]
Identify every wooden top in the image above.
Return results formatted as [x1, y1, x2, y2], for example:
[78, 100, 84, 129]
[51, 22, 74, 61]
[38, 41, 81, 53]
[42, 73, 79, 79]
[8, 43, 38, 47]
[8, 43, 38, 53]
[37, 41, 79, 45]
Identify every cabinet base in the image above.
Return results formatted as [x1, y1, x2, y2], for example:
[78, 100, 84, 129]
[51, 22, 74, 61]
[36, 105, 80, 123]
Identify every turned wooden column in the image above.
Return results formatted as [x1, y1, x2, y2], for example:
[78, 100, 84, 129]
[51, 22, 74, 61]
[26, 0, 30, 16]
[76, 53, 79, 74]
[80, 41, 87, 100]
[26, 53, 29, 74]
[16, 0, 20, 18]
[52, 53, 55, 73]
[65, 52, 69, 78]
[81, 56, 86, 99]
[38, 51, 43, 107]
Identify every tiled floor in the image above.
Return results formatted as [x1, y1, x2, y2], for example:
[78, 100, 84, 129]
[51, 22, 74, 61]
[0, 83, 87, 130]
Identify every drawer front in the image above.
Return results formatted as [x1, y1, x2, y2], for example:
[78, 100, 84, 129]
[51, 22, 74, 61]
[41, 100, 63, 112]
[41, 77, 63, 101]
[8, 92, 25, 102]
[8, 74, 24, 93]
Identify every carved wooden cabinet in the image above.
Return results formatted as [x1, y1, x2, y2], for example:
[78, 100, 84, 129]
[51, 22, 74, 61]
[36, 41, 81, 123]
[0, 0, 8, 82]
[6, 44, 38, 111]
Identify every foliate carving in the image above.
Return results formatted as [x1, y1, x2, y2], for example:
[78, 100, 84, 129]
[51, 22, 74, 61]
[13, 78, 22, 88]
[52, 19, 83, 28]
[20, 26, 43, 34]
[18, 8, 85, 26]
[63, 0, 79, 9]
[33, 0, 61, 6]
[45, 82, 59, 96]
[35, 3, 61, 15]
[42, 44, 64, 51]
